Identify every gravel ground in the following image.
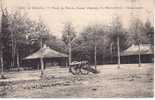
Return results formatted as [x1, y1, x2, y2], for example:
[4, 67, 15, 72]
[0, 63, 154, 98]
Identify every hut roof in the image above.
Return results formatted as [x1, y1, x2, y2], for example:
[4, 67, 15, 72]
[24, 46, 68, 59]
[121, 44, 153, 56]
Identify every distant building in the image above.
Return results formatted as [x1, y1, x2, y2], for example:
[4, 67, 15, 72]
[120, 44, 153, 64]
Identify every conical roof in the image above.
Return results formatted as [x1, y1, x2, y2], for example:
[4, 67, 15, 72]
[24, 46, 68, 59]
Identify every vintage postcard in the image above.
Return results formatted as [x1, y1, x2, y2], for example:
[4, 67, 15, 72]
[0, 0, 154, 98]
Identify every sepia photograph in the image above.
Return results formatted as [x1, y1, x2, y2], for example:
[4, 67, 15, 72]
[0, 0, 154, 98]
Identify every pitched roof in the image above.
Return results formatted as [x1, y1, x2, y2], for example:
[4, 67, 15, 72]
[24, 46, 68, 59]
[121, 44, 153, 56]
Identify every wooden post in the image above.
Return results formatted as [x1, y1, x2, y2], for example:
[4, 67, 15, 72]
[117, 36, 120, 69]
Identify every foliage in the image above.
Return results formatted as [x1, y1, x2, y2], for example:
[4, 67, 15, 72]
[109, 17, 130, 52]
[0, 9, 153, 68]
[0, 10, 51, 68]
[71, 25, 108, 64]
[62, 22, 76, 45]
[129, 18, 148, 44]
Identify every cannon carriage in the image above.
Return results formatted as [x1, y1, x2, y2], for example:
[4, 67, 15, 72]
[69, 61, 99, 75]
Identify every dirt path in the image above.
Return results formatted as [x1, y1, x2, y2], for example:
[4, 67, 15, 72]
[0, 64, 153, 98]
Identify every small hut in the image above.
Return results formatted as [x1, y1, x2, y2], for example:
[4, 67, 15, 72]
[23, 45, 68, 70]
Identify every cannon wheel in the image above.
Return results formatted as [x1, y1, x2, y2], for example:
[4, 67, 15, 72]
[70, 65, 80, 75]
[80, 63, 89, 75]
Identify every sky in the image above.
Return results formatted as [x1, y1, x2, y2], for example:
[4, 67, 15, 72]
[0, 0, 154, 38]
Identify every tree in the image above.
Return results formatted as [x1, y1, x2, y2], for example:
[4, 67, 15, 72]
[0, 8, 9, 78]
[144, 19, 154, 53]
[30, 18, 49, 77]
[87, 25, 105, 70]
[72, 25, 106, 70]
[109, 17, 129, 68]
[46, 35, 66, 53]
[7, 11, 49, 77]
[129, 18, 145, 67]
[8, 11, 39, 69]
[62, 22, 76, 70]
[0, 8, 50, 77]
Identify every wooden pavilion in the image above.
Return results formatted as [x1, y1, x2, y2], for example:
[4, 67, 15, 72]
[23, 45, 68, 70]
[120, 44, 153, 64]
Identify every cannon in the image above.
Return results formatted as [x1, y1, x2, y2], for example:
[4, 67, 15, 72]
[69, 61, 98, 75]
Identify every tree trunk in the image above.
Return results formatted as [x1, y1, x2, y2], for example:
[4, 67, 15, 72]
[40, 38, 44, 77]
[11, 31, 16, 68]
[40, 57, 44, 77]
[16, 48, 20, 71]
[0, 4, 4, 77]
[0, 50, 4, 77]
[138, 41, 141, 67]
[102, 50, 104, 64]
[68, 31, 72, 72]
[94, 41, 97, 70]
[110, 42, 113, 64]
[69, 42, 72, 65]
[11, 31, 14, 67]
[117, 36, 120, 69]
